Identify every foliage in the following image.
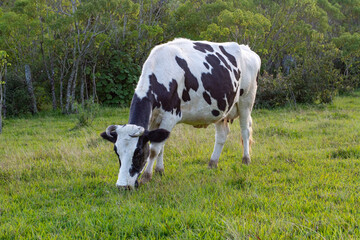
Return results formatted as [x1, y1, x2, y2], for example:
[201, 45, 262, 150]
[96, 51, 141, 107]
[0, 0, 360, 114]
[333, 32, 360, 91]
[4, 74, 31, 117]
[72, 98, 100, 129]
[287, 41, 342, 104]
[1, 91, 360, 238]
[256, 71, 289, 108]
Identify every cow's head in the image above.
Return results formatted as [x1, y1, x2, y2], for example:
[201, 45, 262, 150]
[100, 124, 169, 189]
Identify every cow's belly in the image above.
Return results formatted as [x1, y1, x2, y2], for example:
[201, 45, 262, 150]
[179, 96, 236, 127]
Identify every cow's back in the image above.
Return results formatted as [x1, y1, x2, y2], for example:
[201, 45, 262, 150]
[135, 38, 244, 127]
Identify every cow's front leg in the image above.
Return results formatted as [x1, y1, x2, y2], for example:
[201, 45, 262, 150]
[141, 142, 164, 184]
[208, 120, 230, 168]
[154, 147, 165, 175]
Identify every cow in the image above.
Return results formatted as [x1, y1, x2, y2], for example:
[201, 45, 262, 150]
[101, 38, 261, 189]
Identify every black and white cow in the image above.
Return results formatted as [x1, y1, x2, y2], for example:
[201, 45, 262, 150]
[101, 38, 261, 189]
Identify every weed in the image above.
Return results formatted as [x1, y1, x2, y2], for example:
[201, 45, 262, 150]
[72, 98, 100, 130]
[331, 146, 360, 159]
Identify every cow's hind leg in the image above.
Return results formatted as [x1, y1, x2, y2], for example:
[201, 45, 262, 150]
[239, 108, 253, 165]
[208, 120, 230, 168]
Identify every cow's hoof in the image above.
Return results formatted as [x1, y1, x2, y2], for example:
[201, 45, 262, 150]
[140, 172, 152, 184]
[155, 168, 165, 176]
[242, 156, 251, 165]
[208, 160, 218, 168]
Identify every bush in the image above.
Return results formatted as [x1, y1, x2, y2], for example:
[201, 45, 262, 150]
[72, 98, 100, 129]
[96, 51, 141, 107]
[256, 43, 343, 108]
[287, 43, 342, 104]
[255, 71, 290, 108]
[5, 75, 31, 117]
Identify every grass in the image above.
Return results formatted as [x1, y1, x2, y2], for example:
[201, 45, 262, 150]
[1, 91, 360, 239]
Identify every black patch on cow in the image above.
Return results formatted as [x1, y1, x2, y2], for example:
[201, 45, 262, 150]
[201, 54, 235, 111]
[128, 129, 170, 178]
[240, 89, 244, 96]
[176, 56, 199, 103]
[204, 62, 209, 69]
[114, 145, 121, 166]
[203, 91, 212, 105]
[182, 89, 191, 102]
[129, 128, 170, 177]
[175, 56, 199, 92]
[129, 137, 149, 177]
[212, 110, 220, 116]
[128, 94, 152, 128]
[233, 69, 241, 81]
[144, 129, 170, 143]
[193, 42, 214, 53]
[219, 46, 237, 67]
[216, 52, 231, 70]
[149, 74, 181, 116]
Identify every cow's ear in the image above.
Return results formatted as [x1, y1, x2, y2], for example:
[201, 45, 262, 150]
[100, 131, 117, 143]
[144, 129, 170, 143]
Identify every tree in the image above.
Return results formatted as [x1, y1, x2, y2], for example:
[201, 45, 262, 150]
[0, 51, 9, 134]
[333, 32, 360, 90]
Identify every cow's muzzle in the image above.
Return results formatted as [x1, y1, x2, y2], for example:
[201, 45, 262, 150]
[117, 180, 139, 191]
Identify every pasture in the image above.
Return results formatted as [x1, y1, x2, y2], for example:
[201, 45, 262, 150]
[1, 91, 360, 239]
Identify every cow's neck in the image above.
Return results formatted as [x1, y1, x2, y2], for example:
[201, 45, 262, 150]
[128, 93, 152, 129]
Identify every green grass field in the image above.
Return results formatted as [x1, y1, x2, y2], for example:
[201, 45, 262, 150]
[1, 91, 360, 239]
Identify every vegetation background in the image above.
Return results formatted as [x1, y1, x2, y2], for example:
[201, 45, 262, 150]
[0, 0, 359, 117]
[1, 0, 360, 239]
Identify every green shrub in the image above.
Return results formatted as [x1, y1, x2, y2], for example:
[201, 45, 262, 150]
[256, 43, 342, 108]
[256, 71, 290, 108]
[288, 43, 342, 104]
[4, 74, 31, 116]
[96, 51, 141, 107]
[72, 98, 100, 129]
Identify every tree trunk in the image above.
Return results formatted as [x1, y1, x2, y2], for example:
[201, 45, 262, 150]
[25, 64, 38, 114]
[49, 57, 56, 110]
[0, 73, 3, 134]
[123, 14, 127, 41]
[71, 59, 79, 110]
[65, 68, 74, 114]
[80, 62, 86, 106]
[92, 63, 97, 103]
[60, 69, 64, 112]
[65, 58, 79, 114]
[136, 0, 144, 60]
[3, 64, 6, 118]
[85, 70, 89, 102]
